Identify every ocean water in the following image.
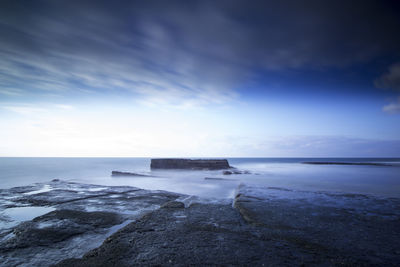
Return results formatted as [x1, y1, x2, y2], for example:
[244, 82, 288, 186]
[0, 157, 399, 198]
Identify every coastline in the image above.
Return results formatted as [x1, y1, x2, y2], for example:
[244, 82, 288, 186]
[1, 180, 400, 266]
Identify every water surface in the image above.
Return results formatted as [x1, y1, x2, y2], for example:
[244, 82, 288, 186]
[0, 157, 399, 198]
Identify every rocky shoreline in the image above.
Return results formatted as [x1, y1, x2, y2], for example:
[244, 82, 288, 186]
[1, 180, 400, 266]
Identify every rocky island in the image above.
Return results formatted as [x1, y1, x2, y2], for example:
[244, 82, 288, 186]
[150, 158, 232, 170]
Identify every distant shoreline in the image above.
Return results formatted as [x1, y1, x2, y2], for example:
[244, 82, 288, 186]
[302, 162, 392, 166]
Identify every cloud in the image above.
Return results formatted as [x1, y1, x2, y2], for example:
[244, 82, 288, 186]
[1, 0, 399, 108]
[383, 97, 400, 114]
[2, 105, 47, 115]
[53, 104, 75, 110]
[0, 88, 24, 96]
[375, 63, 400, 114]
[375, 63, 400, 91]
[0, 0, 245, 107]
[1, 103, 75, 115]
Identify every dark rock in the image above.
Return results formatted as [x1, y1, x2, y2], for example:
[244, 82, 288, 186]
[56, 203, 280, 267]
[223, 170, 250, 175]
[55, 190, 400, 266]
[0, 210, 123, 251]
[111, 171, 151, 177]
[161, 201, 185, 209]
[204, 177, 235, 181]
[150, 158, 231, 170]
[0, 181, 183, 267]
[233, 185, 400, 265]
[3, 181, 400, 266]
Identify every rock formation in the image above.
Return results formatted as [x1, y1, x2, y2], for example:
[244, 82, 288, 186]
[150, 159, 231, 170]
[111, 171, 151, 177]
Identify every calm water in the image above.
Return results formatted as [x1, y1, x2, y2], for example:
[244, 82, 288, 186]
[0, 157, 399, 198]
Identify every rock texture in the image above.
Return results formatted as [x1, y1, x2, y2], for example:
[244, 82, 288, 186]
[233, 185, 400, 265]
[111, 171, 151, 177]
[0, 180, 182, 267]
[223, 170, 250, 175]
[2, 181, 400, 266]
[150, 158, 231, 170]
[56, 185, 400, 266]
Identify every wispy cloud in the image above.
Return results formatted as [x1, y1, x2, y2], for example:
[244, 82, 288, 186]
[0, 88, 24, 96]
[2, 105, 47, 115]
[1, 103, 75, 115]
[1, 0, 399, 109]
[383, 97, 400, 114]
[0, 1, 244, 108]
[375, 63, 400, 114]
[52, 104, 75, 110]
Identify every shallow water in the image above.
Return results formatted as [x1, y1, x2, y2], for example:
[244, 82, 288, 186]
[0, 206, 55, 229]
[0, 157, 399, 198]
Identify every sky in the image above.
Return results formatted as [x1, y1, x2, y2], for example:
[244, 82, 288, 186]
[0, 0, 400, 157]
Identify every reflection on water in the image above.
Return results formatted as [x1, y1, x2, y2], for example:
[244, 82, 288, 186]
[0, 206, 55, 229]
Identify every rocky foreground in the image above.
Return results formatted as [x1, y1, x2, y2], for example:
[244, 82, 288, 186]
[1, 180, 400, 266]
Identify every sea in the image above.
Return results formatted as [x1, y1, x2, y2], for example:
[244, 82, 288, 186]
[0, 157, 399, 198]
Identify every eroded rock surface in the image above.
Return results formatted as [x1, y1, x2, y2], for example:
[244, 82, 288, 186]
[2, 181, 400, 266]
[0, 180, 182, 267]
[57, 201, 295, 266]
[57, 185, 400, 266]
[234, 185, 400, 265]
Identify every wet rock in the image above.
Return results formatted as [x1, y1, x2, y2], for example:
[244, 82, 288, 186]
[0, 210, 123, 251]
[56, 191, 400, 267]
[2, 181, 400, 266]
[56, 203, 280, 267]
[151, 158, 231, 170]
[223, 170, 250, 175]
[161, 201, 185, 209]
[111, 171, 152, 177]
[204, 177, 235, 181]
[0, 180, 183, 267]
[233, 185, 400, 265]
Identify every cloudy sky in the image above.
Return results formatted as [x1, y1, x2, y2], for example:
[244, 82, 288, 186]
[1, 0, 400, 157]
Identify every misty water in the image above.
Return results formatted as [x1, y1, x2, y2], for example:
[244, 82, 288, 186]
[0, 157, 399, 198]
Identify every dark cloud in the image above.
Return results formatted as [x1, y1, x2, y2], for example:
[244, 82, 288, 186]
[375, 62, 400, 113]
[375, 63, 400, 91]
[1, 0, 400, 104]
